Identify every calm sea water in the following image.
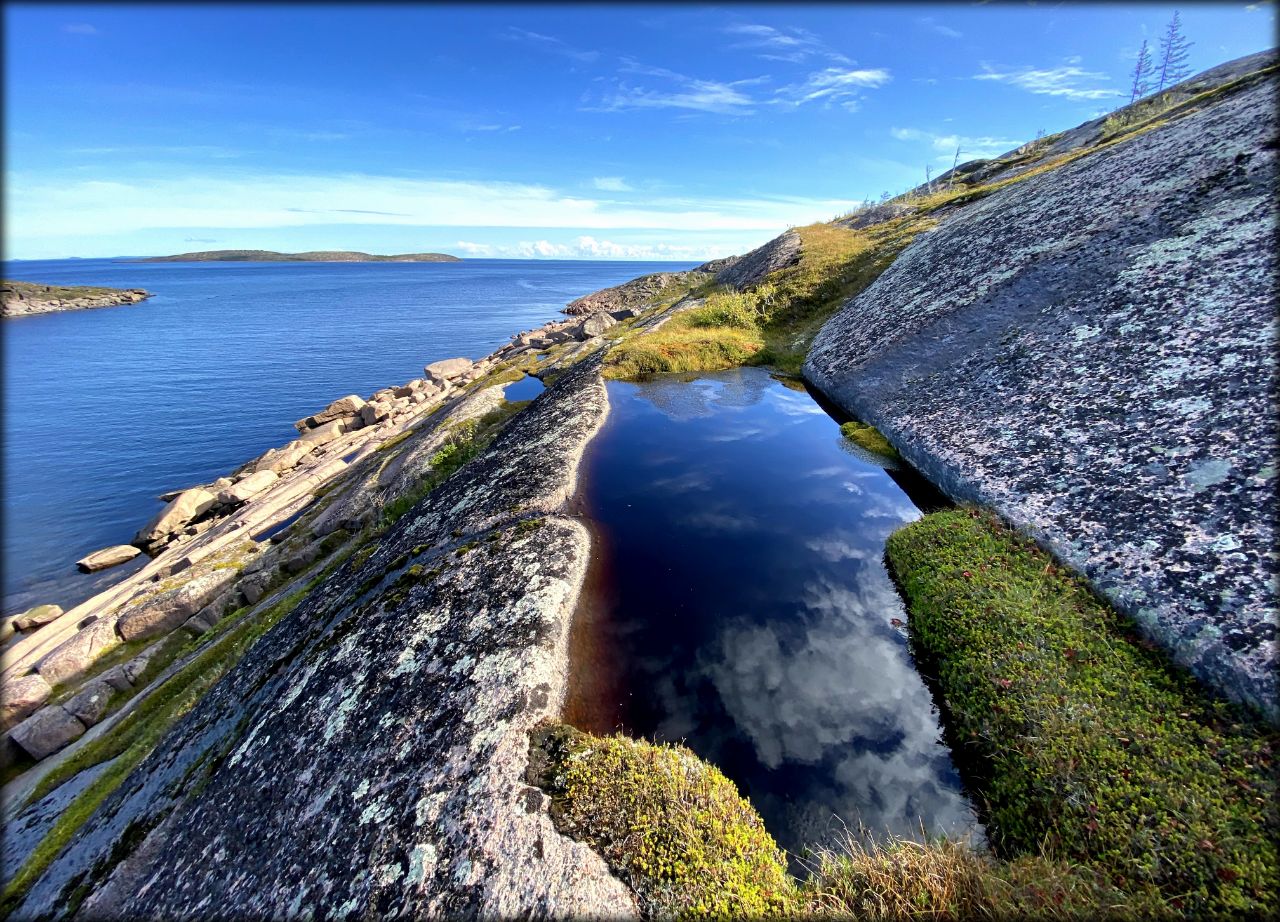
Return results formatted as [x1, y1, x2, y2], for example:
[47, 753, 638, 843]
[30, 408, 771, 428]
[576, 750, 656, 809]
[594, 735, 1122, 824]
[2, 257, 696, 615]
[567, 369, 979, 861]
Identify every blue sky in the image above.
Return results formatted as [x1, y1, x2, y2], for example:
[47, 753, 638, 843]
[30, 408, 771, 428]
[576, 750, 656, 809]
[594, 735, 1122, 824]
[5, 3, 1274, 260]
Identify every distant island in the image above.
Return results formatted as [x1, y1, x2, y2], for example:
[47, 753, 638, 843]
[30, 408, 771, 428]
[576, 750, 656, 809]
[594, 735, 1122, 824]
[135, 249, 461, 263]
[1, 281, 151, 318]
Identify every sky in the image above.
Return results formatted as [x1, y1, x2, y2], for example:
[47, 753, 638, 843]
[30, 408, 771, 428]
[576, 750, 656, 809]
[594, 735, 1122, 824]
[4, 2, 1275, 261]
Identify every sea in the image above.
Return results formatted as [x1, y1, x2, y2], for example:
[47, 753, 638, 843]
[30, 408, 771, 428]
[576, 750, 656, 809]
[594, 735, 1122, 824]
[1, 257, 697, 615]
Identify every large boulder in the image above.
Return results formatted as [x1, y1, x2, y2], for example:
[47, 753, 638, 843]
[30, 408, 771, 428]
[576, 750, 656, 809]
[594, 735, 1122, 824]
[294, 395, 367, 432]
[254, 439, 316, 474]
[423, 357, 473, 385]
[1, 673, 52, 730]
[9, 705, 85, 760]
[63, 678, 126, 728]
[135, 488, 218, 547]
[12, 604, 62, 631]
[576, 311, 618, 339]
[298, 418, 354, 445]
[805, 67, 1278, 721]
[76, 545, 143, 573]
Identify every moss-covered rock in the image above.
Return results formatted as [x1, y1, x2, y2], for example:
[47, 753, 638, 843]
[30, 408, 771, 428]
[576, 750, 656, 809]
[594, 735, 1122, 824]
[529, 724, 795, 918]
[839, 420, 900, 461]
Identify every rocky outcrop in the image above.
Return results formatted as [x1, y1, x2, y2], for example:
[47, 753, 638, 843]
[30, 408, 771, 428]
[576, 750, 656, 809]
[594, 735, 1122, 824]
[713, 230, 802, 291]
[563, 271, 691, 316]
[12, 356, 638, 919]
[1, 282, 150, 318]
[806, 69, 1278, 720]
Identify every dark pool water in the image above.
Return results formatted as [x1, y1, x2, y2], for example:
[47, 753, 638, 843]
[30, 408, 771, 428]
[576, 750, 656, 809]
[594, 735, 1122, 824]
[567, 367, 980, 862]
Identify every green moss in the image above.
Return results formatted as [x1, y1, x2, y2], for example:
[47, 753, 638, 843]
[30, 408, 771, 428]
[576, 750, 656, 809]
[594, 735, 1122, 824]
[839, 421, 900, 461]
[529, 724, 795, 918]
[885, 507, 1278, 917]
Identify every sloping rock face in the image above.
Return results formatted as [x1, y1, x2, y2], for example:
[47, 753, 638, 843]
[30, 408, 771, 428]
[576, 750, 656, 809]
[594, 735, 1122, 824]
[15, 356, 635, 919]
[714, 229, 801, 291]
[806, 74, 1278, 720]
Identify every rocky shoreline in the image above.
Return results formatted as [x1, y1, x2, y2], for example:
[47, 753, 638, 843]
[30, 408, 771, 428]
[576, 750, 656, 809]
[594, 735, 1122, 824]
[1, 281, 151, 318]
[0, 300, 646, 765]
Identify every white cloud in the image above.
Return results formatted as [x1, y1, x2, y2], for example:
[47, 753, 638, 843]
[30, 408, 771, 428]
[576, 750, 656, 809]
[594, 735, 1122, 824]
[62, 23, 98, 35]
[974, 61, 1122, 101]
[592, 176, 633, 192]
[454, 240, 495, 256]
[775, 67, 892, 109]
[916, 17, 962, 39]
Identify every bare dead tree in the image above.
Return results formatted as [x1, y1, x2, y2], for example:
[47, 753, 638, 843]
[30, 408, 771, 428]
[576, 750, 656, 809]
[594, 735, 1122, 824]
[1129, 39, 1154, 104]
[1156, 11, 1193, 93]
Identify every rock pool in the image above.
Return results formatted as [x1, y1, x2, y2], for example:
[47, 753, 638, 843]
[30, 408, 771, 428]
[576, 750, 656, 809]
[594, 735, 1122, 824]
[567, 367, 981, 863]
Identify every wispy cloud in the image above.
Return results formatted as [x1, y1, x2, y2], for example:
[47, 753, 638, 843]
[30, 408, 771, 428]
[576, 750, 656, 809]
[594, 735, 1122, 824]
[973, 61, 1122, 101]
[62, 23, 98, 35]
[592, 62, 763, 115]
[503, 27, 599, 63]
[723, 22, 851, 64]
[592, 176, 632, 192]
[774, 67, 892, 111]
[916, 17, 962, 39]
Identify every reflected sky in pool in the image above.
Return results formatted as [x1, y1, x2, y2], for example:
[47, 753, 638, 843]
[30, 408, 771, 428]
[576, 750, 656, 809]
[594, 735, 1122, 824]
[566, 367, 980, 863]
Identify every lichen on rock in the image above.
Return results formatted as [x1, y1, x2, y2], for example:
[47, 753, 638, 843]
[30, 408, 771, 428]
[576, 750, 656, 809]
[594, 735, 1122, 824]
[806, 69, 1279, 721]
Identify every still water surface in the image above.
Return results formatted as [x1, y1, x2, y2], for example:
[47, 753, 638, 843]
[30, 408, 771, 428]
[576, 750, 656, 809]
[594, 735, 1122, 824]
[567, 368, 980, 862]
[2, 257, 695, 614]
